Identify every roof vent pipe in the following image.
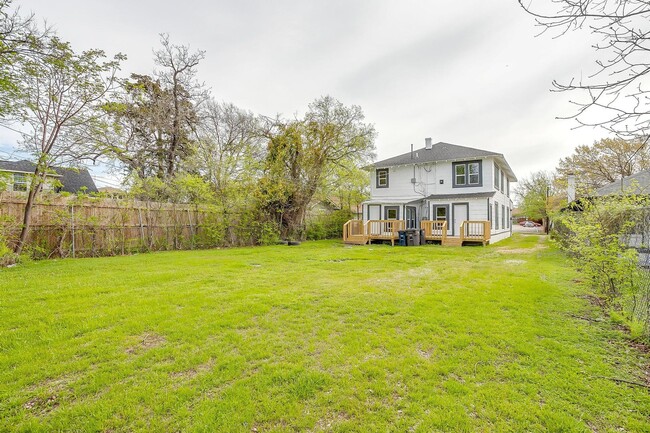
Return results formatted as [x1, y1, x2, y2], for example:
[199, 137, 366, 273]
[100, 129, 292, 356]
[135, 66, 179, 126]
[425, 137, 432, 150]
[411, 144, 414, 159]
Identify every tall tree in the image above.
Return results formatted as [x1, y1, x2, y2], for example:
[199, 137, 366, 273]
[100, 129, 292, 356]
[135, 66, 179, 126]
[519, 0, 650, 140]
[556, 137, 650, 194]
[153, 33, 207, 177]
[6, 37, 123, 254]
[104, 73, 182, 178]
[259, 96, 375, 239]
[515, 171, 562, 232]
[0, 0, 50, 117]
[192, 100, 263, 244]
[104, 35, 206, 180]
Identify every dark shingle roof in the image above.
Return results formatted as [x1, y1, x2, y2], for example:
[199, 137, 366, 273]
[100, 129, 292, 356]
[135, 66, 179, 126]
[0, 159, 38, 173]
[0, 160, 98, 193]
[374, 142, 500, 167]
[593, 170, 650, 196]
[374, 141, 517, 181]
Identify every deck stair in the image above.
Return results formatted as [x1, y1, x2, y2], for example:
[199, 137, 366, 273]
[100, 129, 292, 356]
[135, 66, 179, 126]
[442, 237, 463, 247]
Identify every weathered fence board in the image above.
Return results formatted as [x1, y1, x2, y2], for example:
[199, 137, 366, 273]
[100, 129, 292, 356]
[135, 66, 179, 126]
[0, 192, 224, 258]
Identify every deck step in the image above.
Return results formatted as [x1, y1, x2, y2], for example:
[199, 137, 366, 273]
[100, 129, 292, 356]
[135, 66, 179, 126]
[344, 235, 367, 245]
[442, 237, 463, 247]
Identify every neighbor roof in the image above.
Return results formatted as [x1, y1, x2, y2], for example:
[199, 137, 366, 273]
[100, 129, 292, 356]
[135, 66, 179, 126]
[0, 160, 98, 193]
[593, 170, 650, 196]
[373, 141, 517, 181]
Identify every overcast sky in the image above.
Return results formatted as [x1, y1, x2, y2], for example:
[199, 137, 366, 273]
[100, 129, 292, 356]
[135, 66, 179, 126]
[0, 0, 606, 187]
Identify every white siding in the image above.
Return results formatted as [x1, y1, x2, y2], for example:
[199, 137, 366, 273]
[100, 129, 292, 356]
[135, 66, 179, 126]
[365, 153, 517, 243]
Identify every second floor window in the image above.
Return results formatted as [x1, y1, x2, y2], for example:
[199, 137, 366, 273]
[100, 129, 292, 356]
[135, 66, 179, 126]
[376, 168, 389, 188]
[453, 161, 482, 187]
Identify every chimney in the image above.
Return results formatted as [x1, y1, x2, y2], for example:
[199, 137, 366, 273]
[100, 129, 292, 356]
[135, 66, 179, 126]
[425, 137, 432, 150]
[567, 173, 576, 203]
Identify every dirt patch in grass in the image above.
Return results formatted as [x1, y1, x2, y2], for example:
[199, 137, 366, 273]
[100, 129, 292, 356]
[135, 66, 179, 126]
[125, 332, 166, 354]
[170, 358, 215, 381]
[504, 259, 526, 265]
[311, 411, 350, 432]
[495, 245, 547, 255]
[23, 394, 59, 414]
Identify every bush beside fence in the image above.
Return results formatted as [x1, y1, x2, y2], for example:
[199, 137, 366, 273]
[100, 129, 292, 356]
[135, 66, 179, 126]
[0, 192, 278, 260]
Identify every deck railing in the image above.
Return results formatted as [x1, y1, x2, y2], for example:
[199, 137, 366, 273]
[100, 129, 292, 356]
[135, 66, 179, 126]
[343, 219, 366, 243]
[421, 220, 447, 242]
[366, 220, 405, 237]
[460, 220, 491, 244]
[343, 219, 490, 246]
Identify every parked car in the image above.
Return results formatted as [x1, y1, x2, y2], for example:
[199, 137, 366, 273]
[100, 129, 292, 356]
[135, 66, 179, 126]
[521, 221, 541, 228]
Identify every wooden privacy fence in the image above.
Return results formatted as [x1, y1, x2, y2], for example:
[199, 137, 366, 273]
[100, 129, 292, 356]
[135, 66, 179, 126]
[0, 192, 229, 258]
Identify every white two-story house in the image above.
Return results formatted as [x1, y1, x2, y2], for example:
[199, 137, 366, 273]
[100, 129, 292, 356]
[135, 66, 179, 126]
[346, 139, 516, 245]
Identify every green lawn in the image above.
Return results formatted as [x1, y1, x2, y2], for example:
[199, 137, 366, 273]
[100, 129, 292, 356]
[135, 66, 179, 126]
[1, 235, 648, 432]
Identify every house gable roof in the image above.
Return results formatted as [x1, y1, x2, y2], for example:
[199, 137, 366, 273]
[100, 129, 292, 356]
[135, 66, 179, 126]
[373, 141, 517, 181]
[0, 159, 99, 193]
[593, 169, 650, 196]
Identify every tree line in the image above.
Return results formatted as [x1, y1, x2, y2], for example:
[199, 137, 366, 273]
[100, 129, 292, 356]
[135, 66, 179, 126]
[0, 1, 375, 256]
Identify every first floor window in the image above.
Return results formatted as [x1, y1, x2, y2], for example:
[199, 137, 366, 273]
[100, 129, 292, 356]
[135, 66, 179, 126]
[494, 202, 499, 230]
[376, 168, 389, 188]
[501, 204, 505, 229]
[13, 173, 27, 192]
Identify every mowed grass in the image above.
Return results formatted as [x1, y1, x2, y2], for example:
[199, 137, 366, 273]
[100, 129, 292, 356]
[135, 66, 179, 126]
[1, 235, 649, 432]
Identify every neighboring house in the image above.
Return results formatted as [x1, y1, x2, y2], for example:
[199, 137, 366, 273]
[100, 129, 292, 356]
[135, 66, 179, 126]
[0, 160, 98, 194]
[588, 170, 650, 255]
[592, 170, 650, 197]
[344, 139, 517, 245]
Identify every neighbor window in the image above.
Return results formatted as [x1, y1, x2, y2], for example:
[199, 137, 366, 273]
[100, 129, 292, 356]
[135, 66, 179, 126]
[502, 204, 505, 229]
[453, 160, 482, 187]
[494, 163, 500, 190]
[376, 168, 389, 188]
[494, 202, 499, 230]
[500, 172, 505, 193]
[13, 173, 27, 192]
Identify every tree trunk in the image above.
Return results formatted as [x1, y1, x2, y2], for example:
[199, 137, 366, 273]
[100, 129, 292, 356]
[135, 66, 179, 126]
[14, 174, 44, 255]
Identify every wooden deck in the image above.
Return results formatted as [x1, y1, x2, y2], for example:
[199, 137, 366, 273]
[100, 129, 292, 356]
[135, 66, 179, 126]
[343, 220, 491, 246]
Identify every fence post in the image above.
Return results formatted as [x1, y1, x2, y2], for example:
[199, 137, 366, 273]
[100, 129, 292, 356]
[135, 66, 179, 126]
[138, 207, 145, 250]
[187, 208, 194, 250]
[70, 204, 75, 258]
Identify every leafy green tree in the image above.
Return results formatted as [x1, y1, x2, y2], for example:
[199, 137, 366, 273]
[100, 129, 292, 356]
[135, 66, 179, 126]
[258, 96, 375, 239]
[104, 35, 206, 181]
[0, 0, 50, 117]
[191, 100, 263, 244]
[515, 171, 562, 231]
[6, 37, 123, 254]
